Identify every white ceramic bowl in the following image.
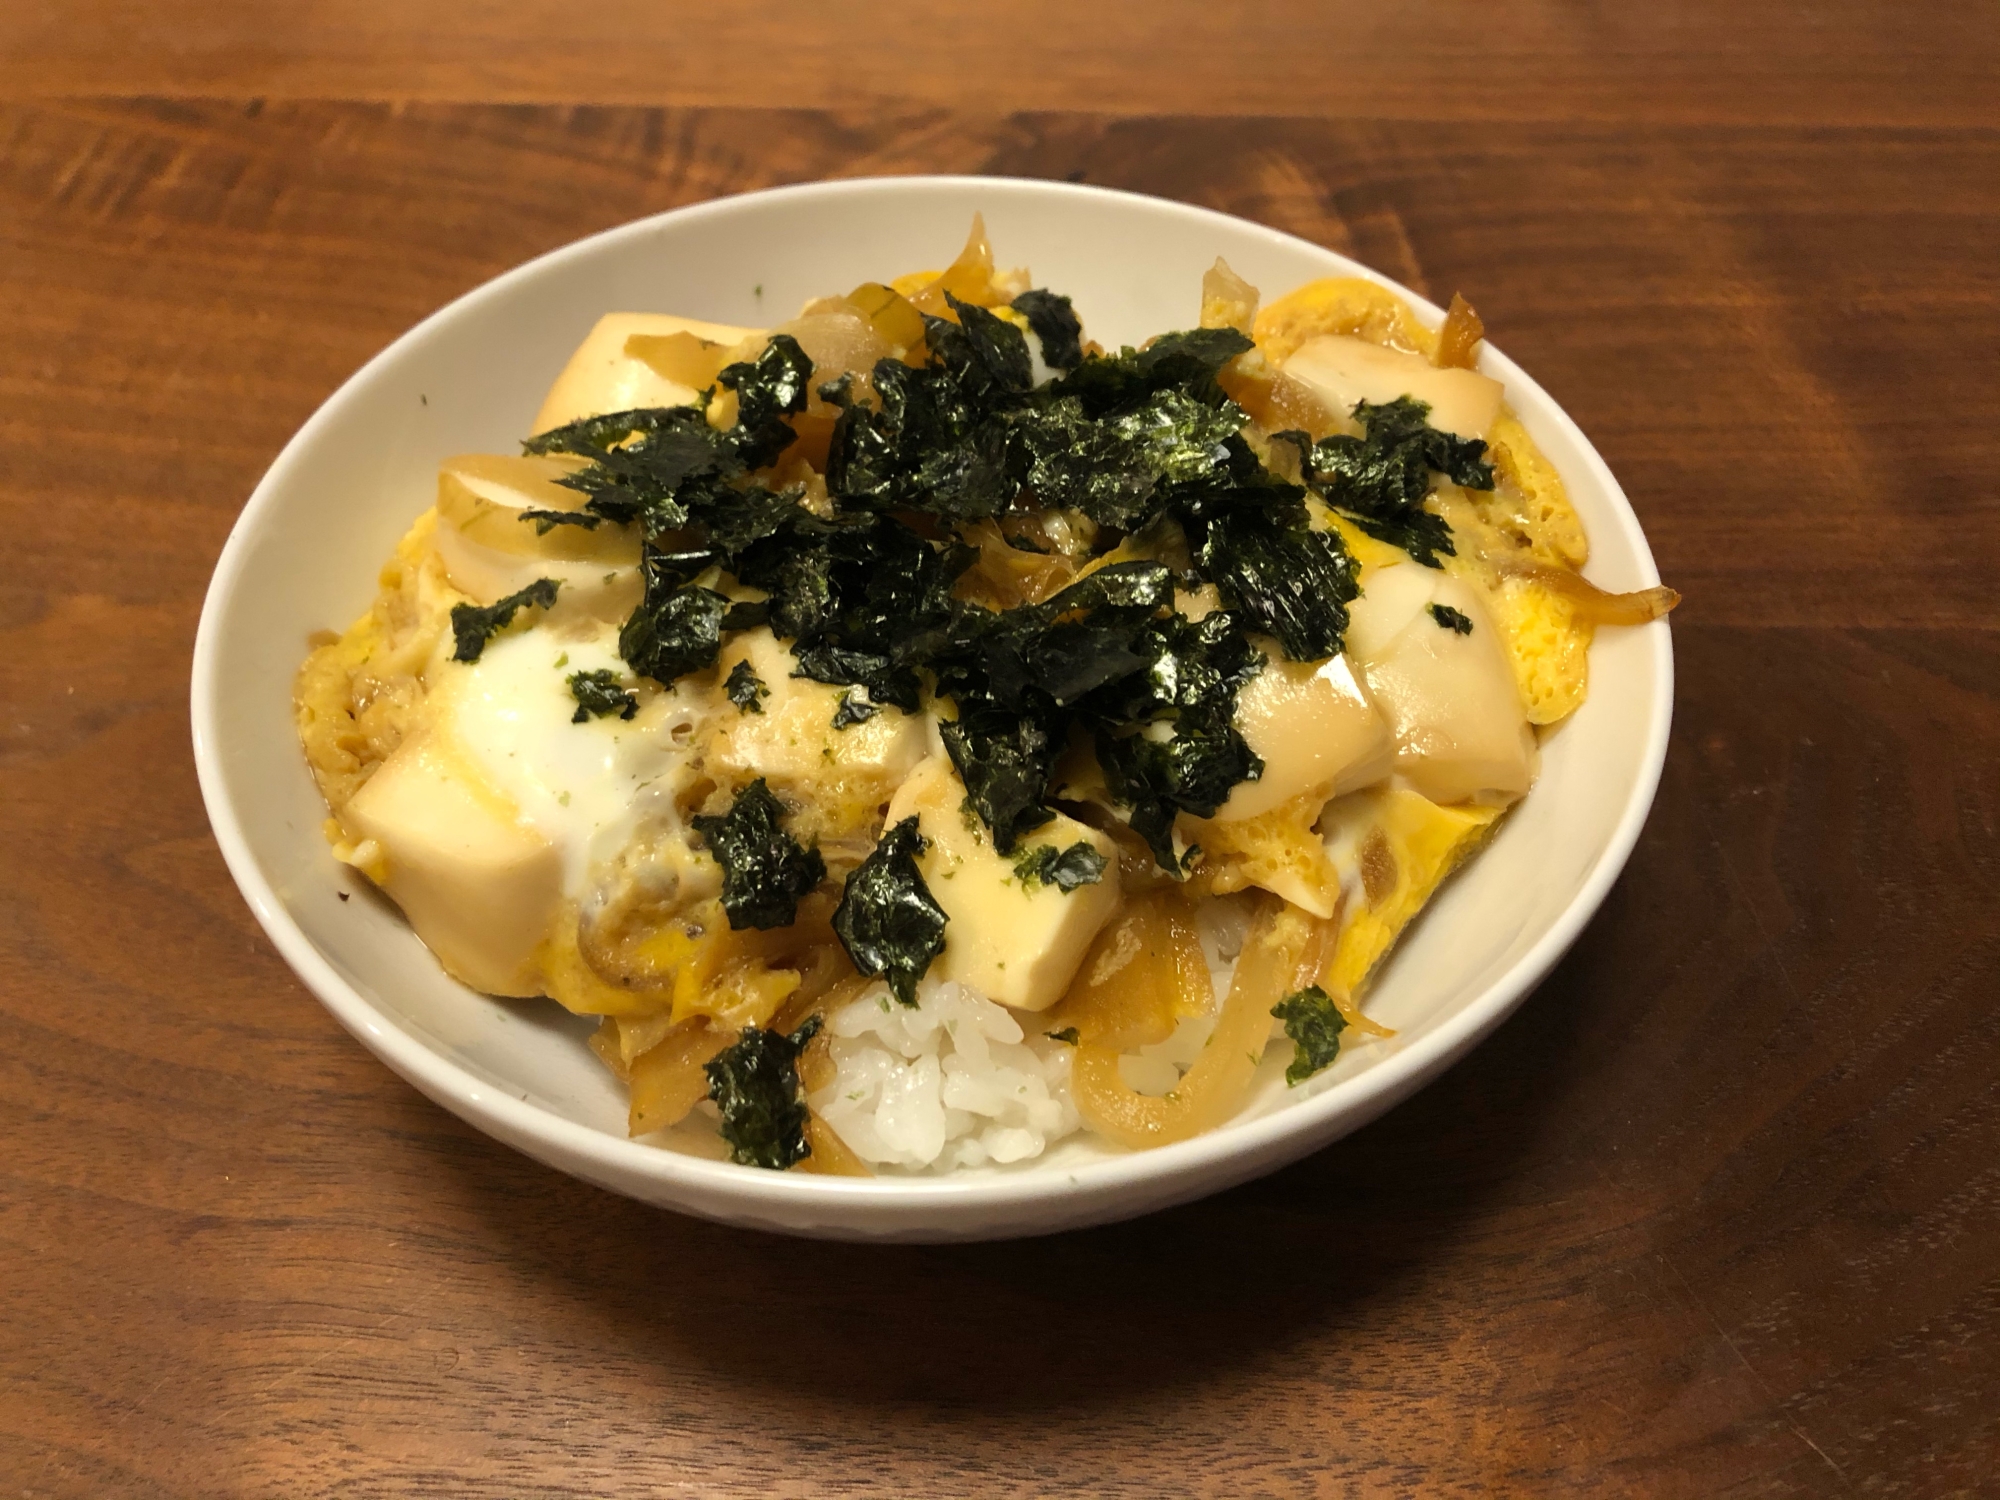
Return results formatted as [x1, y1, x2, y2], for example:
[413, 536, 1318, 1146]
[192, 177, 1672, 1242]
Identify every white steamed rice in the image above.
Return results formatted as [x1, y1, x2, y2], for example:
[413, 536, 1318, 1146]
[809, 894, 1289, 1172]
[811, 979, 1081, 1172]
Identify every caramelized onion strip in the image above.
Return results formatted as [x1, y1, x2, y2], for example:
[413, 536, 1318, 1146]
[1039, 892, 1202, 1053]
[800, 1113, 873, 1176]
[1433, 293, 1486, 369]
[625, 1020, 735, 1136]
[1070, 897, 1313, 1150]
[1498, 560, 1680, 627]
[1294, 911, 1394, 1039]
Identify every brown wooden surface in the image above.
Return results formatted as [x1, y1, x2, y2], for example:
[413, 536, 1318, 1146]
[4, 7, 1998, 1495]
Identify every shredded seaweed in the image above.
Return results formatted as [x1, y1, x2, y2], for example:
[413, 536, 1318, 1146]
[567, 668, 638, 722]
[832, 817, 947, 1006]
[1292, 396, 1494, 569]
[725, 658, 769, 713]
[1271, 985, 1348, 1085]
[717, 333, 814, 469]
[518, 507, 604, 534]
[504, 294, 1378, 869]
[1429, 602, 1474, 635]
[831, 689, 881, 729]
[691, 778, 827, 931]
[1012, 840, 1108, 894]
[704, 1015, 823, 1170]
[449, 579, 560, 663]
[619, 550, 731, 685]
[1010, 288, 1084, 371]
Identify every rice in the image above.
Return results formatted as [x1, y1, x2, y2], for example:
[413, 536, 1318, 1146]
[811, 896, 1274, 1167]
[811, 978, 1081, 1172]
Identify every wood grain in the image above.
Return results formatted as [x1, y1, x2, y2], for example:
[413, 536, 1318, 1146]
[2, 65, 1998, 1500]
[4, 1, 1996, 128]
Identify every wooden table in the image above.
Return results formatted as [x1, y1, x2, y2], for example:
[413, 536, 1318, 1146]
[4, 4, 1996, 1493]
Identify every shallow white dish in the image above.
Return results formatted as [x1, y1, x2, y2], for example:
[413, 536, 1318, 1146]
[192, 176, 1672, 1242]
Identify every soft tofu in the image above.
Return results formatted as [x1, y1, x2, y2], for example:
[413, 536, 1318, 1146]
[340, 727, 564, 997]
[885, 757, 1121, 1012]
[705, 630, 929, 820]
[1285, 333, 1504, 440]
[432, 453, 642, 619]
[1216, 647, 1393, 820]
[1345, 567, 1537, 805]
[532, 313, 764, 435]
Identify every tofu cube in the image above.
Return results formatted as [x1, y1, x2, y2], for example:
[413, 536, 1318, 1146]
[1345, 568, 1537, 805]
[885, 757, 1121, 1012]
[340, 728, 564, 997]
[1285, 333, 1504, 440]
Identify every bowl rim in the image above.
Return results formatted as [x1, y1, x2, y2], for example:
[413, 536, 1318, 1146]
[191, 173, 1673, 1220]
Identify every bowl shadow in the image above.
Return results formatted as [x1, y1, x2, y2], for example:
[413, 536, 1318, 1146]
[424, 909, 1614, 1421]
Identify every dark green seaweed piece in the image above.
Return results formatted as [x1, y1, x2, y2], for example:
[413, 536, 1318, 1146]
[970, 562, 1175, 708]
[1009, 289, 1084, 371]
[832, 817, 948, 1007]
[1298, 396, 1493, 569]
[1086, 611, 1266, 869]
[716, 333, 814, 470]
[732, 512, 975, 710]
[939, 704, 1062, 855]
[831, 689, 881, 729]
[926, 561, 1174, 854]
[524, 406, 737, 534]
[827, 352, 1015, 520]
[1271, 986, 1348, 1085]
[1429, 602, 1474, 635]
[567, 668, 638, 722]
[944, 294, 1034, 395]
[449, 578, 560, 663]
[724, 658, 769, 713]
[619, 552, 731, 686]
[518, 507, 604, 534]
[1045, 1026, 1080, 1046]
[1012, 840, 1109, 894]
[704, 1015, 823, 1170]
[691, 778, 827, 932]
[1049, 327, 1252, 417]
[1195, 507, 1360, 662]
[1011, 388, 1245, 531]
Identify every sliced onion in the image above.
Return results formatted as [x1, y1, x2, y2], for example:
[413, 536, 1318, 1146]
[1070, 897, 1313, 1149]
[799, 1113, 873, 1176]
[1039, 892, 1202, 1052]
[905, 213, 1000, 317]
[1293, 913, 1394, 1038]
[1433, 293, 1486, 370]
[1201, 256, 1259, 335]
[1497, 560, 1680, 626]
[626, 1019, 734, 1135]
